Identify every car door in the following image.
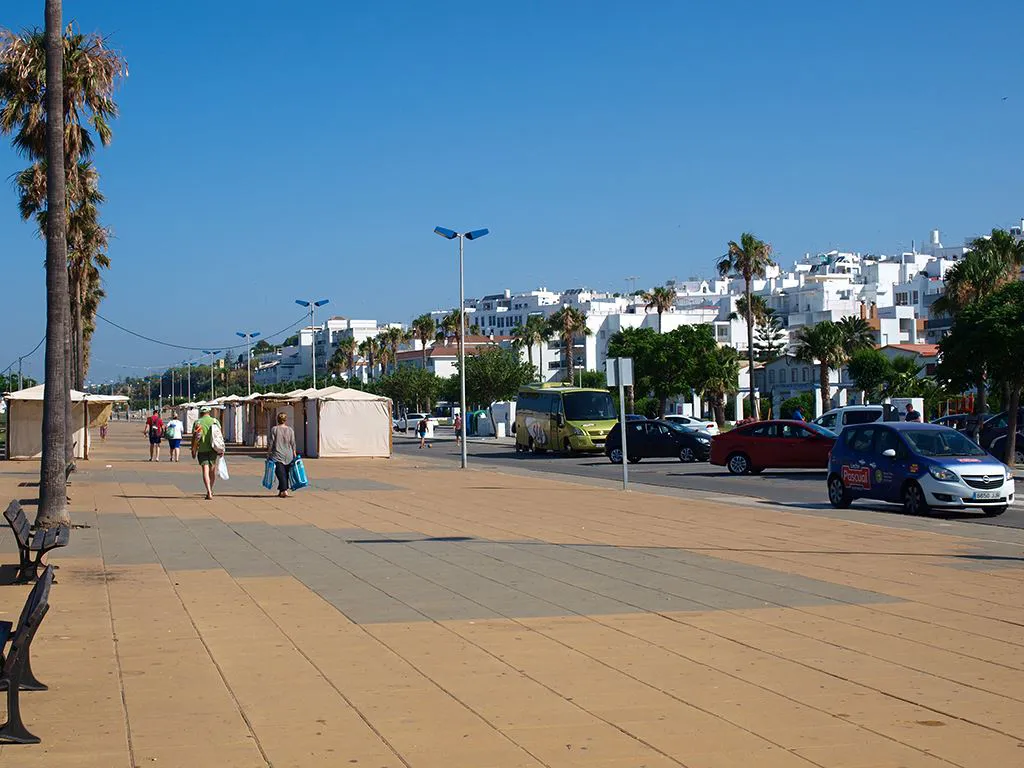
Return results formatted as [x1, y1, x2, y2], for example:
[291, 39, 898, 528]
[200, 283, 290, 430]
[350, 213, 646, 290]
[870, 426, 908, 502]
[743, 422, 778, 468]
[783, 423, 827, 467]
[841, 426, 879, 499]
[651, 423, 678, 458]
[623, 420, 648, 458]
[775, 423, 809, 467]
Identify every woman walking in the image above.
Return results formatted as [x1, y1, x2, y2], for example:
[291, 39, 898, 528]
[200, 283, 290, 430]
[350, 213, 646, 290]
[267, 412, 297, 498]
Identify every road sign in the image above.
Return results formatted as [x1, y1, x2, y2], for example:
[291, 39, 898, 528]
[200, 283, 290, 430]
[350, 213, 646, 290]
[606, 357, 634, 388]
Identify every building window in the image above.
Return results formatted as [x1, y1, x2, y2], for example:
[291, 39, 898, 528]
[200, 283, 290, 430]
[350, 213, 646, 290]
[769, 370, 776, 384]
[912, 290, 919, 304]
[925, 363, 936, 375]
[801, 368, 807, 382]
[791, 369, 798, 383]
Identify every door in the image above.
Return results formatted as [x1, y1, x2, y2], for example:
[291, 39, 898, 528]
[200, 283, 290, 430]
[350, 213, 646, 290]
[870, 427, 908, 502]
[651, 423, 677, 458]
[622, 421, 648, 458]
[843, 426, 880, 499]
[777, 423, 814, 467]
[743, 422, 778, 468]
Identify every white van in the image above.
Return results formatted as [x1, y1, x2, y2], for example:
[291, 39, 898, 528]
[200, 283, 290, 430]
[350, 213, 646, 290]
[813, 404, 899, 435]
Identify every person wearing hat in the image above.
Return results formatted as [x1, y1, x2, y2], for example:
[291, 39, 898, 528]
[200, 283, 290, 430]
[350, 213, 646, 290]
[191, 405, 222, 499]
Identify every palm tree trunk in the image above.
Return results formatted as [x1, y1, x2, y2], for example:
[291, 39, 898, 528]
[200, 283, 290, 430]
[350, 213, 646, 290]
[745, 279, 757, 418]
[420, 340, 428, 368]
[537, 341, 543, 382]
[1004, 387, 1020, 465]
[626, 385, 635, 415]
[566, 334, 575, 385]
[820, 364, 831, 415]
[38, 0, 70, 527]
[526, 345, 534, 379]
[74, 271, 85, 389]
[972, 371, 987, 440]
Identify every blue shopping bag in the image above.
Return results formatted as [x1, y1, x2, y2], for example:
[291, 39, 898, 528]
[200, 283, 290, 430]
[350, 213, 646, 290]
[262, 459, 275, 490]
[289, 456, 309, 491]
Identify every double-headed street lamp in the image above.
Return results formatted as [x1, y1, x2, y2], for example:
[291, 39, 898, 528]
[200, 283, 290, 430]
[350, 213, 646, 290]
[202, 350, 221, 399]
[236, 330, 261, 396]
[182, 360, 193, 402]
[433, 226, 489, 469]
[295, 299, 329, 389]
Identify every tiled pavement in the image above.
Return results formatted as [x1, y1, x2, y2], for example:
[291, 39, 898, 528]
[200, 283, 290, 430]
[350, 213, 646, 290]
[0, 423, 1022, 767]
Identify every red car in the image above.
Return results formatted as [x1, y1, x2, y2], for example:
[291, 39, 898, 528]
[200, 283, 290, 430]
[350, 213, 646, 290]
[710, 420, 838, 474]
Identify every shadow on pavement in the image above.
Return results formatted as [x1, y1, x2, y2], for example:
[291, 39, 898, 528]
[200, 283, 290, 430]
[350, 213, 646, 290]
[763, 499, 1004, 521]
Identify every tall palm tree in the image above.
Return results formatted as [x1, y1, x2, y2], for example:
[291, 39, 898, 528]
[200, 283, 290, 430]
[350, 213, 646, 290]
[381, 326, 410, 374]
[332, 336, 357, 381]
[411, 313, 436, 367]
[435, 309, 462, 344]
[836, 315, 875, 351]
[548, 307, 590, 385]
[374, 331, 394, 376]
[728, 294, 770, 326]
[511, 314, 551, 381]
[794, 321, 846, 414]
[641, 285, 676, 333]
[718, 233, 775, 418]
[358, 337, 378, 382]
[700, 346, 740, 427]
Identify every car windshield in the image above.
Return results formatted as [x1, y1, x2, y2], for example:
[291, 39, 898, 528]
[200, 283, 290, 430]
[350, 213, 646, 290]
[804, 422, 837, 438]
[902, 429, 986, 457]
[564, 391, 616, 421]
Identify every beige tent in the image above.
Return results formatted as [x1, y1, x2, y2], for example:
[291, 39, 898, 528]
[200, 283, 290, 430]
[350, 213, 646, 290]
[3, 385, 128, 460]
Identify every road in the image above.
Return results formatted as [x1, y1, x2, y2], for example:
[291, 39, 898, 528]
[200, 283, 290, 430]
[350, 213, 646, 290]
[394, 431, 1024, 530]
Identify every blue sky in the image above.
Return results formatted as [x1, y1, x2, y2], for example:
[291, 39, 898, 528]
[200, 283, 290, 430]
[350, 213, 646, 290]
[2, 0, 1022, 383]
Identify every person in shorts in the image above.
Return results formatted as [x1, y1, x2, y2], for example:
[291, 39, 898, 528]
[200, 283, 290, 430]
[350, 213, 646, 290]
[191, 406, 222, 499]
[144, 409, 163, 461]
[417, 416, 430, 449]
[164, 412, 184, 462]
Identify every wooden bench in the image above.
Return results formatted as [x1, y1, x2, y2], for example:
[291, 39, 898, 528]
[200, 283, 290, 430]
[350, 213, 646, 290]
[3, 501, 69, 583]
[0, 564, 54, 744]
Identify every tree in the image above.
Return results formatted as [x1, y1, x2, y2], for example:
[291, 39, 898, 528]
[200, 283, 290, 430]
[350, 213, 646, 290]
[607, 327, 660, 415]
[461, 347, 534, 436]
[728, 294, 770, 326]
[578, 370, 608, 389]
[753, 310, 787, 362]
[836, 316, 875, 351]
[641, 285, 676, 333]
[331, 336, 357, 381]
[510, 314, 550, 381]
[253, 339, 275, 354]
[435, 309, 463, 343]
[358, 337, 379, 381]
[547, 307, 590, 385]
[410, 314, 436, 367]
[374, 332, 394, 376]
[847, 348, 891, 401]
[699, 346, 740, 427]
[885, 356, 922, 398]
[718, 233, 775, 418]
[381, 326, 410, 375]
[794, 321, 846, 414]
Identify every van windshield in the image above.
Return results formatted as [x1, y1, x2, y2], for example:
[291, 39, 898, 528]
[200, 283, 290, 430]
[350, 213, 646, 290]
[563, 391, 616, 421]
[902, 429, 987, 457]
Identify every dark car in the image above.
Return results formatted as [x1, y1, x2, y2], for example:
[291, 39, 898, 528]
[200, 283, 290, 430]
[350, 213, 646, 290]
[930, 413, 970, 431]
[975, 410, 1024, 465]
[605, 419, 711, 464]
[710, 419, 838, 475]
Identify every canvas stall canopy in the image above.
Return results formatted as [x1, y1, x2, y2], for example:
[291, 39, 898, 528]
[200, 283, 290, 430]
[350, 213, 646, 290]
[3, 385, 128, 460]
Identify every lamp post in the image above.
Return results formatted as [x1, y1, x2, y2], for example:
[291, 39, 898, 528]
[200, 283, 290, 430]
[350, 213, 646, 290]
[202, 350, 221, 399]
[236, 331, 261, 396]
[183, 360, 192, 402]
[433, 226, 489, 469]
[295, 299, 329, 389]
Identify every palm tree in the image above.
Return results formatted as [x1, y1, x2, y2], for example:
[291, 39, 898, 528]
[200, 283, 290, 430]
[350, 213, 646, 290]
[411, 313, 436, 367]
[511, 314, 551, 381]
[719, 234, 775, 418]
[700, 346, 740, 427]
[358, 337, 379, 382]
[641, 285, 676, 333]
[836, 315, 875, 352]
[435, 309, 462, 344]
[380, 326, 409, 375]
[374, 332, 394, 376]
[728, 294, 770, 326]
[794, 321, 846, 414]
[332, 336, 357, 381]
[548, 307, 590, 384]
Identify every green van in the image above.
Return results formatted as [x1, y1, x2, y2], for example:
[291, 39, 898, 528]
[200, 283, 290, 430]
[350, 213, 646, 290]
[514, 384, 617, 453]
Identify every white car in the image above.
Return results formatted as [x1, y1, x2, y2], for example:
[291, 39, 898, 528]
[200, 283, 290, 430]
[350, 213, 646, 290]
[813, 405, 899, 435]
[396, 413, 438, 433]
[662, 414, 719, 436]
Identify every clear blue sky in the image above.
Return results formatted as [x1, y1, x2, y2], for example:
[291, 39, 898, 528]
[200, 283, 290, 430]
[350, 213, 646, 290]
[2, 0, 1022, 383]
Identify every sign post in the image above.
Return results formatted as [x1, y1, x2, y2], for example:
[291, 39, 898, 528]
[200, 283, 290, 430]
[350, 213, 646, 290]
[606, 357, 634, 491]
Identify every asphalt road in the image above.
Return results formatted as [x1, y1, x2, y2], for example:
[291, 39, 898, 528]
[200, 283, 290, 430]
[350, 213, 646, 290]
[394, 432, 1024, 530]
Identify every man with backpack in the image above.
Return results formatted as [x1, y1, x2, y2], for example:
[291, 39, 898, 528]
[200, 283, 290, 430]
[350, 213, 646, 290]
[143, 408, 164, 461]
[191, 405, 225, 499]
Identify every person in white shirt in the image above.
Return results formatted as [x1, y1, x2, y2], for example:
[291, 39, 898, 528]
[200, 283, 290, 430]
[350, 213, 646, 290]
[165, 413, 185, 462]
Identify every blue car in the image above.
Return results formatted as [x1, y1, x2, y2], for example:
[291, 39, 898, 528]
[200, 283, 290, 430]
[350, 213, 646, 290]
[827, 422, 1015, 517]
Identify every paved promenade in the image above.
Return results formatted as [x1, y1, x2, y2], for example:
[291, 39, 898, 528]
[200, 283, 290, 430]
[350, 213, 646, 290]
[1, 422, 1022, 767]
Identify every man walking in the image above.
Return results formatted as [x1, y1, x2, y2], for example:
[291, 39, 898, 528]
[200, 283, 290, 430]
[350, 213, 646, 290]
[144, 408, 163, 461]
[191, 405, 222, 499]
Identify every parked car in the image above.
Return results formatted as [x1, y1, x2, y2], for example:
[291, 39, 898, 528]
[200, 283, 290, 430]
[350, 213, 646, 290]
[710, 420, 838, 474]
[931, 413, 971, 431]
[662, 414, 720, 436]
[624, 414, 646, 421]
[812, 404, 899, 435]
[395, 413, 437, 433]
[605, 419, 712, 464]
[827, 422, 1014, 516]
[975, 409, 1024, 465]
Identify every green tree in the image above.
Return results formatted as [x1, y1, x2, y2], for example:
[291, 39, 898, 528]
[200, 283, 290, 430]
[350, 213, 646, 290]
[837, 316, 875, 351]
[699, 345, 740, 427]
[794, 321, 846, 414]
[718, 233, 775, 418]
[641, 285, 676, 333]
[547, 307, 590, 385]
[578, 370, 608, 389]
[655, 325, 718, 417]
[753, 310, 787, 362]
[780, 392, 815, 420]
[847, 348, 891, 401]
[607, 326, 660, 414]
[410, 313, 436, 367]
[358, 337, 379, 382]
[461, 347, 534, 437]
[510, 314, 551, 381]
[885, 356, 922, 398]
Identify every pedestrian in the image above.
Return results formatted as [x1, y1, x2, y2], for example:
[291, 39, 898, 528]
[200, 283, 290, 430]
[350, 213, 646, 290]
[99, 423, 108, 441]
[453, 413, 462, 446]
[792, 405, 805, 421]
[267, 411, 297, 498]
[191, 405, 222, 499]
[904, 403, 922, 422]
[417, 415, 430, 449]
[165, 411, 184, 462]
[143, 408, 163, 461]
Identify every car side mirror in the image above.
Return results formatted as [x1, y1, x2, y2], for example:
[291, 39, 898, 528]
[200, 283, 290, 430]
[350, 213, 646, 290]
[882, 449, 896, 458]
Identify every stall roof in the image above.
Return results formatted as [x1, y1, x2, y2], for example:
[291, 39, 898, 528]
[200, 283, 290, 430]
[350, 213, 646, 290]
[3, 384, 128, 403]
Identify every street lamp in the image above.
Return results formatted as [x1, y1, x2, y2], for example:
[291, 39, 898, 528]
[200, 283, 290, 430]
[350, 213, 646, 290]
[202, 350, 221, 399]
[236, 331, 261, 396]
[433, 226, 489, 469]
[183, 360, 193, 402]
[295, 299, 329, 389]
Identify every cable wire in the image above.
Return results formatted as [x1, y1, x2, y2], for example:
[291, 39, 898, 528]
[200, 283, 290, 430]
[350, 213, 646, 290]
[1, 335, 45, 376]
[93, 312, 310, 353]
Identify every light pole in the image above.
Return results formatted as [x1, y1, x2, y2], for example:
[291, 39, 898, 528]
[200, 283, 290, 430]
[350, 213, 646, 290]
[236, 331, 261, 396]
[295, 299, 329, 389]
[434, 226, 489, 469]
[183, 360, 193, 402]
[202, 350, 221, 399]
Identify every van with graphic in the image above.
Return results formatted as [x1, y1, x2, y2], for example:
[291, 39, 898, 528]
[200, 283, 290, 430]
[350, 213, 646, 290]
[514, 384, 617, 454]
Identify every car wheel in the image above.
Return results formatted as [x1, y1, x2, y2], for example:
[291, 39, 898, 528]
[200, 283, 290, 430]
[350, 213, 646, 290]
[609, 448, 623, 464]
[903, 482, 929, 515]
[726, 453, 750, 475]
[628, 456, 641, 464]
[563, 438, 574, 454]
[679, 447, 696, 463]
[983, 505, 1008, 517]
[827, 474, 852, 508]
